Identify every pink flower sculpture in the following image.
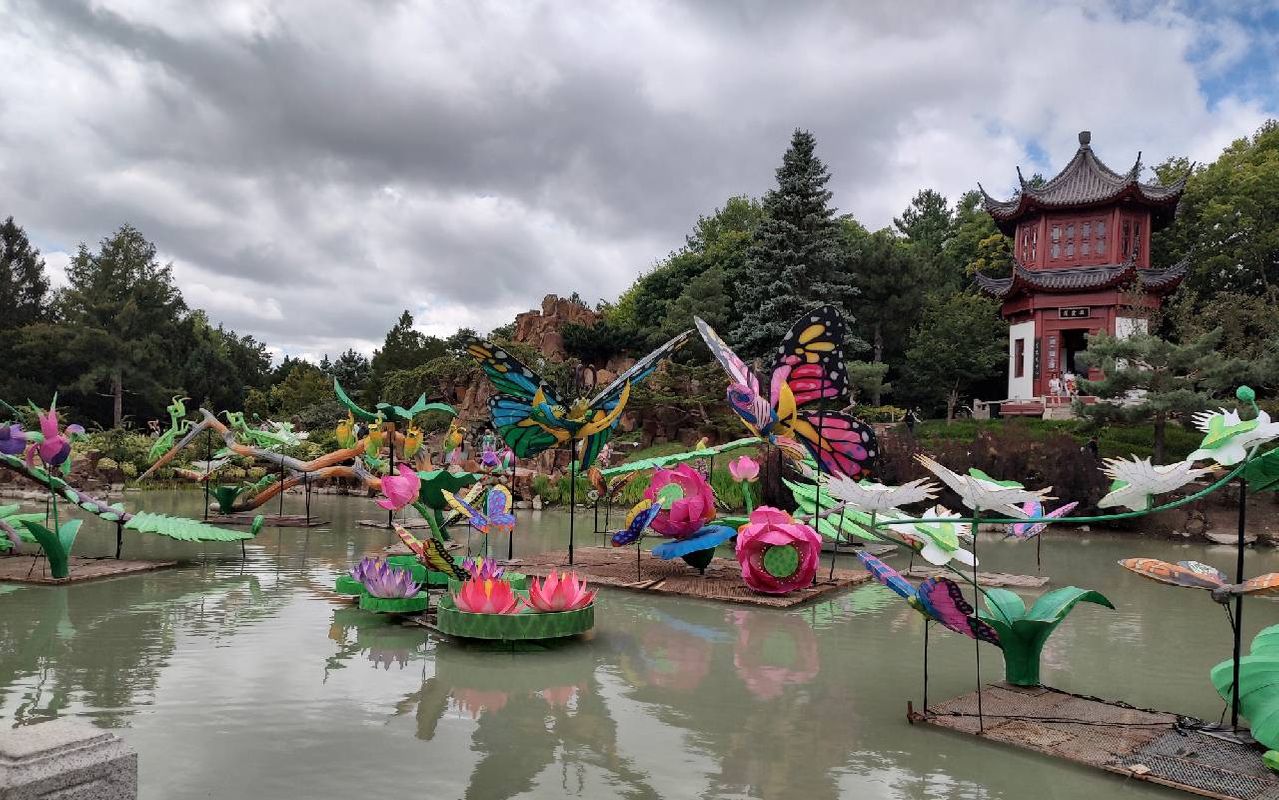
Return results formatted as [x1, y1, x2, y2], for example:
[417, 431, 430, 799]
[736, 506, 822, 595]
[728, 455, 759, 483]
[644, 464, 715, 539]
[377, 464, 421, 510]
[24, 405, 83, 468]
[461, 556, 505, 581]
[453, 577, 523, 614]
[527, 571, 596, 612]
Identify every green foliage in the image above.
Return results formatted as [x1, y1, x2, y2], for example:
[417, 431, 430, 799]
[732, 130, 845, 357]
[855, 404, 906, 423]
[893, 188, 953, 275]
[1211, 624, 1279, 750]
[0, 216, 50, 330]
[324, 349, 371, 394]
[944, 190, 1011, 279]
[124, 511, 253, 542]
[980, 587, 1114, 686]
[1164, 287, 1279, 361]
[269, 362, 331, 417]
[79, 428, 156, 474]
[1077, 328, 1253, 462]
[368, 310, 446, 400]
[899, 293, 1007, 419]
[19, 519, 82, 579]
[561, 318, 641, 365]
[841, 230, 926, 367]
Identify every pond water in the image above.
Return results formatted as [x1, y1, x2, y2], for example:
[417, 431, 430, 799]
[3, 489, 1279, 799]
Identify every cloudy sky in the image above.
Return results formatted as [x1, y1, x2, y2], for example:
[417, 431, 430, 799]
[2, 1, 1276, 361]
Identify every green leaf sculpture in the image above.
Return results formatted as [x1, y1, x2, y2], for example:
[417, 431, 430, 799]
[979, 586, 1115, 686]
[211, 485, 245, 514]
[1244, 450, 1279, 493]
[18, 519, 83, 579]
[124, 511, 254, 542]
[1212, 624, 1279, 758]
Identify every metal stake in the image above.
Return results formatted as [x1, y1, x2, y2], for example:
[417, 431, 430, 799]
[1232, 476, 1248, 730]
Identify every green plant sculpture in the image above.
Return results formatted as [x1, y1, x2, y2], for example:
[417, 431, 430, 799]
[1212, 624, 1279, 767]
[979, 587, 1115, 686]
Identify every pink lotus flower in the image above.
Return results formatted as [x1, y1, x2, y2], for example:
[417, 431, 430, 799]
[453, 577, 523, 614]
[736, 506, 822, 595]
[526, 571, 596, 612]
[377, 463, 421, 510]
[644, 464, 715, 539]
[728, 455, 759, 483]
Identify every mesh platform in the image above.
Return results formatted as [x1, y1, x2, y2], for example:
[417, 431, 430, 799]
[922, 684, 1279, 799]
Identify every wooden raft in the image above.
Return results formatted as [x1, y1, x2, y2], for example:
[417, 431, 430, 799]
[918, 683, 1279, 800]
[204, 513, 326, 528]
[513, 546, 871, 608]
[0, 555, 178, 585]
[904, 567, 1050, 589]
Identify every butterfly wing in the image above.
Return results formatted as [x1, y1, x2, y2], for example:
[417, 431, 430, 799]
[787, 411, 878, 479]
[856, 552, 915, 600]
[694, 317, 761, 397]
[464, 338, 563, 406]
[769, 305, 848, 408]
[488, 395, 560, 458]
[1119, 557, 1224, 590]
[585, 330, 694, 410]
[1235, 573, 1279, 596]
[485, 485, 517, 529]
[1008, 500, 1078, 540]
[917, 577, 1002, 646]
[443, 490, 489, 534]
[611, 500, 660, 547]
[396, 525, 468, 580]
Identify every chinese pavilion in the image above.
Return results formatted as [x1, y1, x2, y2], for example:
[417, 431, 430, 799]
[975, 130, 1190, 415]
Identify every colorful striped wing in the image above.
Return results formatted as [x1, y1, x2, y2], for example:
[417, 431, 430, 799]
[394, 525, 468, 580]
[1007, 500, 1079, 540]
[768, 305, 848, 408]
[485, 485, 517, 529]
[1235, 573, 1279, 596]
[443, 490, 489, 534]
[917, 577, 1002, 646]
[694, 316, 761, 398]
[464, 338, 562, 405]
[857, 552, 915, 600]
[1119, 558, 1225, 590]
[788, 411, 878, 479]
[585, 329, 694, 410]
[611, 499, 660, 547]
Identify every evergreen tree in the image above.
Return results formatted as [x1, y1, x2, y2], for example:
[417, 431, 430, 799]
[327, 348, 371, 391]
[368, 310, 444, 399]
[846, 229, 928, 372]
[899, 294, 1007, 421]
[944, 190, 1012, 279]
[1077, 329, 1253, 462]
[731, 130, 845, 357]
[0, 217, 50, 329]
[894, 189, 952, 263]
[58, 224, 187, 426]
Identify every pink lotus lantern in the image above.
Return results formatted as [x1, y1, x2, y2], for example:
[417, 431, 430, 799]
[377, 464, 421, 511]
[736, 506, 821, 595]
[452, 577, 522, 614]
[728, 455, 759, 483]
[526, 571, 596, 612]
[644, 464, 715, 539]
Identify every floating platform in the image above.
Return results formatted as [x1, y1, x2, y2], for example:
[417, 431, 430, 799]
[917, 683, 1279, 800]
[903, 567, 1049, 589]
[205, 513, 326, 528]
[0, 555, 178, 585]
[821, 541, 896, 556]
[357, 518, 431, 530]
[513, 546, 871, 608]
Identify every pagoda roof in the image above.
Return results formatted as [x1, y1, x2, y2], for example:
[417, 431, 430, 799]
[979, 131, 1191, 234]
[974, 255, 1189, 300]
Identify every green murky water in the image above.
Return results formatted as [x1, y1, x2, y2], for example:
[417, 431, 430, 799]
[2, 490, 1278, 799]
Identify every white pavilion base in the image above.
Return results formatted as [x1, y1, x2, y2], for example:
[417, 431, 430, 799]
[0, 718, 136, 800]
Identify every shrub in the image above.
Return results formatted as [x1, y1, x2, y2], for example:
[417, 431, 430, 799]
[120, 462, 138, 479]
[97, 457, 120, 473]
[247, 467, 267, 480]
[856, 405, 907, 423]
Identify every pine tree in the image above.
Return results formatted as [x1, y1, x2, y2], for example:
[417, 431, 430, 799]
[1077, 329, 1252, 462]
[731, 130, 846, 357]
[846, 230, 928, 373]
[58, 224, 187, 426]
[367, 311, 444, 400]
[0, 217, 50, 329]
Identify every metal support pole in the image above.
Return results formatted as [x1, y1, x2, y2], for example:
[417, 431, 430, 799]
[568, 453, 577, 566]
[1232, 477, 1248, 730]
[203, 430, 212, 521]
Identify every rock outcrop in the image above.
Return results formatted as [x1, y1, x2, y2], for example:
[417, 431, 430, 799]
[513, 294, 599, 360]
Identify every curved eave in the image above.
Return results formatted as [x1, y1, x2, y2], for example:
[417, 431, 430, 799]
[975, 256, 1189, 301]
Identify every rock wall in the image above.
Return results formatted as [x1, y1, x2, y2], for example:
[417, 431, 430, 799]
[513, 294, 599, 360]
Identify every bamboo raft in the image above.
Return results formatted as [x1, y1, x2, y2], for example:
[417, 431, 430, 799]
[0, 555, 178, 584]
[917, 683, 1279, 799]
[903, 567, 1050, 589]
[512, 546, 871, 608]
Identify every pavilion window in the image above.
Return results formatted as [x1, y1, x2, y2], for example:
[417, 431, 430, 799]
[1133, 221, 1142, 259]
[1051, 224, 1061, 259]
[1080, 221, 1091, 256]
[1014, 338, 1025, 378]
[1095, 219, 1107, 258]
[1030, 228, 1038, 261]
[1121, 220, 1131, 260]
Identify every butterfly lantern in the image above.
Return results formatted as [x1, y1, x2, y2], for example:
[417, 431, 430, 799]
[395, 524, 469, 582]
[1119, 558, 1279, 605]
[858, 552, 1001, 646]
[465, 331, 692, 467]
[694, 305, 877, 479]
[443, 485, 518, 536]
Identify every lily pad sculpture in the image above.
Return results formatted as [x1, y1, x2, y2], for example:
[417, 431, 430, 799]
[978, 587, 1113, 686]
[434, 572, 596, 641]
[1212, 624, 1279, 767]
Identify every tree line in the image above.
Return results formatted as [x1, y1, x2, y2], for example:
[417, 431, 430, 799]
[3, 120, 1279, 434]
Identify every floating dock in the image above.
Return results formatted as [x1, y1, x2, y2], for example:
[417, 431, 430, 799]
[205, 513, 326, 527]
[357, 518, 431, 530]
[0, 555, 178, 585]
[903, 568, 1050, 589]
[917, 683, 1279, 799]
[513, 546, 871, 608]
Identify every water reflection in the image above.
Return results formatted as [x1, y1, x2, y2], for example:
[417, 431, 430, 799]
[326, 605, 427, 675]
